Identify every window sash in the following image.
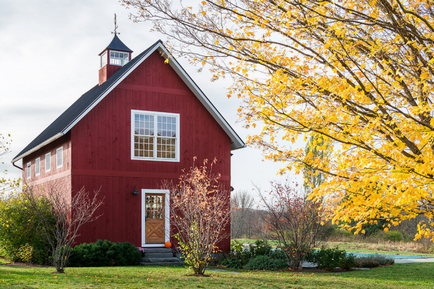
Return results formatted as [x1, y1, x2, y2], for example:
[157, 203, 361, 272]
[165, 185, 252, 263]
[45, 152, 51, 172]
[132, 111, 179, 161]
[110, 50, 129, 66]
[57, 147, 63, 168]
[35, 158, 40, 176]
[27, 162, 31, 179]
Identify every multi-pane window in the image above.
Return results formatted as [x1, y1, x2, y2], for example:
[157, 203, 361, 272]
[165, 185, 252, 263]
[56, 147, 63, 169]
[132, 111, 179, 161]
[27, 162, 31, 179]
[35, 158, 40, 176]
[45, 152, 51, 172]
[100, 51, 107, 68]
[110, 50, 129, 66]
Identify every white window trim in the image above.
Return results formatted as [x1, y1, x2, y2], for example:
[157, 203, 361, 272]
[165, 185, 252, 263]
[141, 189, 170, 247]
[27, 162, 31, 179]
[131, 110, 180, 162]
[45, 152, 51, 172]
[35, 157, 40, 176]
[56, 147, 63, 169]
[100, 51, 107, 68]
[109, 50, 129, 66]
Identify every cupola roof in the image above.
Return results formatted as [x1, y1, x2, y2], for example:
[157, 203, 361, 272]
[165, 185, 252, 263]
[100, 34, 133, 55]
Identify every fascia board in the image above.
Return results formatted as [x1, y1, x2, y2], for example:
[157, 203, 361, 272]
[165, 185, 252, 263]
[156, 46, 245, 150]
[11, 133, 63, 163]
[62, 43, 162, 135]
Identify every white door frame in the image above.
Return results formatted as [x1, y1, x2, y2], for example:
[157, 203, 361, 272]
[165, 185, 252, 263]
[141, 189, 170, 247]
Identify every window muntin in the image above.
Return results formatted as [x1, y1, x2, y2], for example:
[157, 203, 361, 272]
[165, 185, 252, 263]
[109, 50, 129, 66]
[35, 158, 40, 176]
[100, 51, 107, 68]
[45, 152, 51, 172]
[56, 147, 63, 169]
[132, 111, 179, 161]
[27, 162, 31, 179]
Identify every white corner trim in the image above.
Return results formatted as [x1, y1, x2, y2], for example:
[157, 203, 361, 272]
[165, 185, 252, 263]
[141, 189, 170, 247]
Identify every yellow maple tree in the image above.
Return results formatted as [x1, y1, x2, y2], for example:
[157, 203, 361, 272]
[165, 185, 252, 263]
[122, 0, 434, 240]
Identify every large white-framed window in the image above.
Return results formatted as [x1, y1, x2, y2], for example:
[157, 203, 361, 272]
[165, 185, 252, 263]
[131, 110, 180, 162]
[27, 162, 31, 179]
[109, 50, 129, 66]
[45, 152, 51, 172]
[35, 157, 40, 176]
[56, 147, 63, 169]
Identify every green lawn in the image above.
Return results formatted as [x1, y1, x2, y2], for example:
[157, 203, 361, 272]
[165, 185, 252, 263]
[1, 263, 434, 288]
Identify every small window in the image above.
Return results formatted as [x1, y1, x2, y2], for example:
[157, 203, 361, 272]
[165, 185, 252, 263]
[100, 51, 107, 68]
[27, 162, 31, 179]
[110, 50, 129, 66]
[35, 158, 40, 176]
[45, 152, 51, 172]
[57, 147, 63, 169]
[131, 110, 179, 161]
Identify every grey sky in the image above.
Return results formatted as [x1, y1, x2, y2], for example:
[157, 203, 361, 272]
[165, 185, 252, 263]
[0, 0, 299, 196]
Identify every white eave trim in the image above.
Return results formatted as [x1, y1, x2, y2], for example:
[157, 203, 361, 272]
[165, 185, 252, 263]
[157, 46, 245, 150]
[11, 133, 63, 163]
[62, 43, 162, 135]
[17, 41, 244, 162]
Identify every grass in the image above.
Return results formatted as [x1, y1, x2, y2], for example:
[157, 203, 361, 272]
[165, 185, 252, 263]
[234, 238, 434, 257]
[1, 263, 434, 288]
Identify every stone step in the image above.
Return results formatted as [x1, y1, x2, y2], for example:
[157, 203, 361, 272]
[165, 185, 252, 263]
[144, 248, 172, 254]
[145, 252, 174, 258]
[141, 257, 185, 266]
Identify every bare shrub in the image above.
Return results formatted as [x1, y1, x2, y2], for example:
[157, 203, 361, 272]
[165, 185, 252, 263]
[23, 182, 103, 273]
[257, 181, 323, 269]
[163, 158, 230, 275]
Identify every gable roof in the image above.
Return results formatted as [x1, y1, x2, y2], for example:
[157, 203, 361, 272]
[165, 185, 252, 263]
[12, 40, 245, 163]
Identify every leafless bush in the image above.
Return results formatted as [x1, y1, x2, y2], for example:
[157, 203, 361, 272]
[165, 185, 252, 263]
[163, 158, 230, 275]
[23, 182, 103, 273]
[257, 181, 323, 269]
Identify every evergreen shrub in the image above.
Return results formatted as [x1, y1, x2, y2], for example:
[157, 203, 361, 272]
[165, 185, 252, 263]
[68, 240, 142, 267]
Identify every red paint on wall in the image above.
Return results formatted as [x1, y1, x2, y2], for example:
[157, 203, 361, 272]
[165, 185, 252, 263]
[70, 51, 232, 251]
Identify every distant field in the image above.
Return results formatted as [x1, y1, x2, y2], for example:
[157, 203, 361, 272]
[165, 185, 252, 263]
[234, 238, 434, 257]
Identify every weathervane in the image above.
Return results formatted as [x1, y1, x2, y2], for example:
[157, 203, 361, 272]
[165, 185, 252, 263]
[112, 13, 120, 35]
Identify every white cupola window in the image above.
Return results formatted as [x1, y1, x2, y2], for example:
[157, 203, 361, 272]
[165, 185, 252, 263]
[110, 50, 129, 66]
[100, 51, 107, 68]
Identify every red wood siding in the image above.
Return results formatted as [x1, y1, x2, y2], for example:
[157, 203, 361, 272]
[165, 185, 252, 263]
[23, 134, 72, 188]
[71, 51, 231, 251]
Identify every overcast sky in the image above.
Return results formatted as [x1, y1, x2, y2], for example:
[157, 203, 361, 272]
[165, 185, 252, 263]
[0, 0, 302, 197]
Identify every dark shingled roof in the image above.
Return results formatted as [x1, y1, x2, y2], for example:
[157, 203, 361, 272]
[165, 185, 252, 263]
[100, 34, 133, 55]
[13, 39, 245, 163]
[13, 40, 160, 162]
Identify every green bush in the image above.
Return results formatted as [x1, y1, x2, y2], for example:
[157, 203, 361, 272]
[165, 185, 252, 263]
[68, 240, 142, 267]
[0, 194, 53, 264]
[305, 247, 357, 271]
[244, 255, 288, 271]
[384, 231, 404, 242]
[355, 255, 394, 268]
[248, 240, 272, 256]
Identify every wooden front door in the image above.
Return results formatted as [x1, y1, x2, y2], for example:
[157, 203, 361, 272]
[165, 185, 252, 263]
[145, 194, 165, 244]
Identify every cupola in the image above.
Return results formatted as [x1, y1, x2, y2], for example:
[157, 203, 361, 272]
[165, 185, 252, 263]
[98, 28, 133, 85]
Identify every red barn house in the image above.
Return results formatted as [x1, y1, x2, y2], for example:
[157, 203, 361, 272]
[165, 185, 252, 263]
[12, 35, 244, 251]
